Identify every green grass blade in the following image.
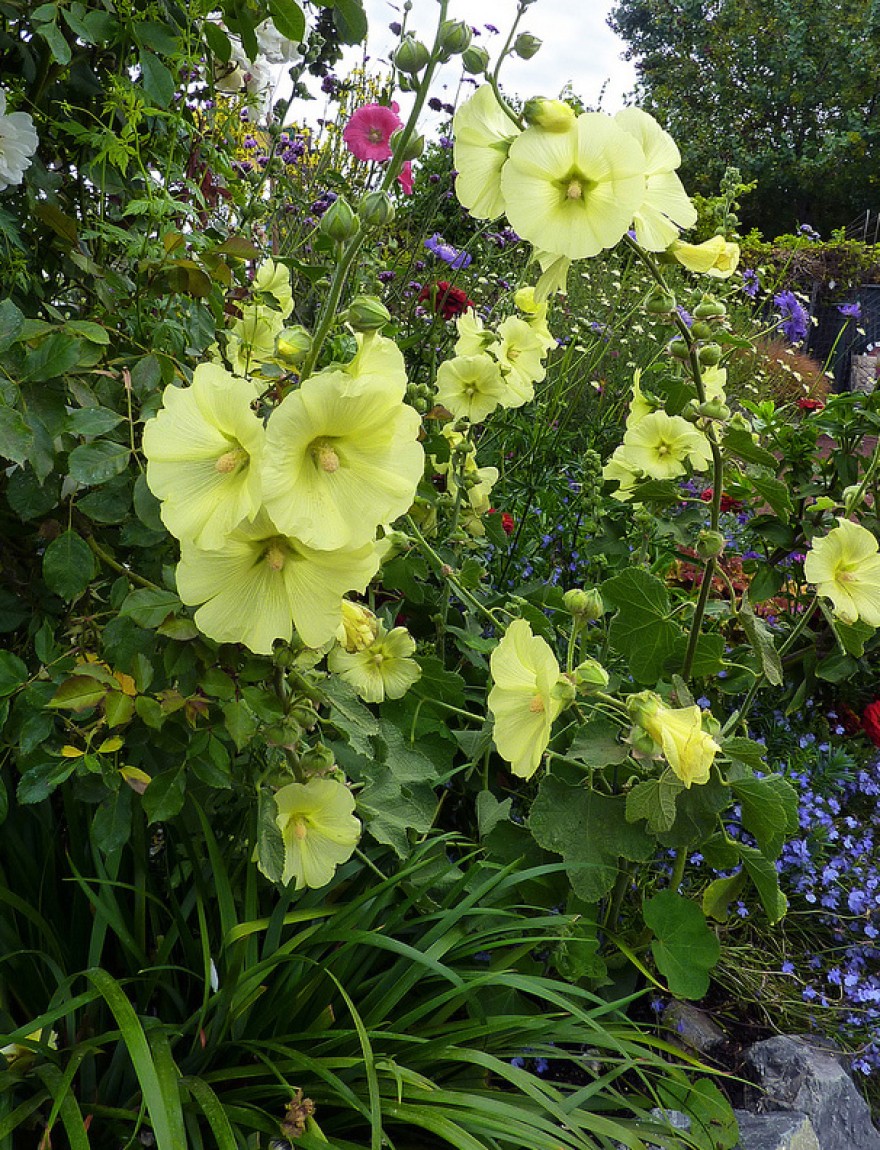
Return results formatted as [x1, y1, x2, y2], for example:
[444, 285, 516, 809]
[35, 1063, 91, 1150]
[182, 1076, 238, 1150]
[83, 968, 180, 1150]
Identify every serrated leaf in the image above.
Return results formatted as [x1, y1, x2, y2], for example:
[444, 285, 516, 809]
[625, 770, 684, 833]
[644, 891, 720, 999]
[740, 843, 788, 923]
[832, 617, 875, 658]
[567, 717, 628, 767]
[47, 675, 108, 711]
[657, 774, 731, 848]
[323, 675, 379, 758]
[268, 0, 306, 42]
[601, 568, 682, 684]
[17, 759, 76, 803]
[723, 426, 778, 471]
[332, 0, 368, 43]
[142, 767, 185, 822]
[222, 698, 259, 751]
[24, 333, 82, 381]
[92, 786, 132, 854]
[667, 631, 725, 677]
[42, 531, 97, 600]
[732, 774, 798, 859]
[0, 298, 24, 351]
[256, 788, 285, 882]
[119, 588, 181, 628]
[530, 777, 654, 901]
[0, 404, 34, 465]
[139, 51, 175, 107]
[748, 474, 793, 522]
[68, 440, 130, 485]
[0, 650, 28, 696]
[739, 596, 782, 685]
[476, 790, 511, 837]
[721, 736, 766, 770]
[67, 406, 123, 435]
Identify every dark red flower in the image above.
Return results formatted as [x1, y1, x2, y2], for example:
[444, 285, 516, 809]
[417, 281, 474, 321]
[862, 701, 880, 746]
[796, 397, 825, 412]
[488, 508, 515, 535]
[700, 487, 742, 514]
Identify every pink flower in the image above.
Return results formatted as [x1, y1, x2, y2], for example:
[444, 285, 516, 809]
[343, 103, 402, 162]
[397, 160, 413, 194]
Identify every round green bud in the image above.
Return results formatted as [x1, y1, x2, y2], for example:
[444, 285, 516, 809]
[696, 399, 731, 421]
[300, 743, 336, 773]
[563, 587, 604, 622]
[343, 294, 390, 332]
[389, 128, 424, 160]
[693, 297, 727, 319]
[522, 97, 575, 132]
[695, 529, 726, 560]
[393, 35, 430, 74]
[437, 19, 472, 57]
[461, 45, 489, 73]
[646, 289, 677, 314]
[275, 326, 312, 365]
[629, 726, 661, 757]
[574, 658, 610, 693]
[698, 342, 723, 366]
[513, 31, 542, 58]
[668, 337, 691, 360]
[359, 190, 395, 227]
[319, 196, 359, 243]
[689, 320, 715, 341]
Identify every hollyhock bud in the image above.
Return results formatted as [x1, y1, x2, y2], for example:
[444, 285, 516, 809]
[696, 529, 726, 559]
[698, 342, 722, 366]
[389, 128, 424, 160]
[393, 35, 430, 74]
[461, 45, 490, 73]
[574, 658, 609, 693]
[275, 326, 312, 365]
[563, 587, 604, 622]
[343, 295, 391, 332]
[646, 289, 677, 314]
[523, 97, 575, 132]
[437, 19, 472, 57]
[359, 190, 395, 227]
[694, 297, 727, 319]
[319, 195, 359, 242]
[513, 32, 542, 58]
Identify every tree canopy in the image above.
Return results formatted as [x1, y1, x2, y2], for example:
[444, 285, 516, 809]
[608, 0, 880, 237]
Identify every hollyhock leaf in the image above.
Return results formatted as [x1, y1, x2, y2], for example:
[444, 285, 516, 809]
[476, 790, 512, 838]
[322, 676, 380, 759]
[833, 617, 874, 657]
[657, 773, 731, 848]
[626, 771, 684, 834]
[667, 632, 725, 678]
[722, 427, 778, 471]
[720, 737, 766, 770]
[739, 597, 783, 686]
[567, 717, 628, 767]
[748, 474, 792, 522]
[601, 568, 682, 684]
[703, 869, 747, 922]
[644, 891, 720, 999]
[256, 786, 285, 883]
[732, 775, 799, 860]
[530, 777, 653, 901]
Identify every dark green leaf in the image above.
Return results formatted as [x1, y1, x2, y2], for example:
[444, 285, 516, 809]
[0, 298, 24, 351]
[256, 787, 285, 883]
[332, 0, 368, 43]
[723, 426, 778, 471]
[567, 716, 629, 767]
[119, 588, 181, 629]
[142, 768, 186, 822]
[0, 650, 28, 696]
[222, 699, 259, 751]
[0, 404, 34, 466]
[833, 617, 875, 658]
[530, 777, 654, 901]
[747, 564, 784, 602]
[139, 51, 175, 107]
[93, 786, 133, 854]
[476, 790, 511, 837]
[18, 759, 76, 803]
[703, 870, 747, 922]
[739, 596, 782, 685]
[42, 531, 97, 600]
[203, 21, 232, 62]
[740, 844, 788, 922]
[67, 407, 123, 436]
[625, 770, 684, 833]
[68, 440, 130, 485]
[732, 774, 799, 859]
[267, 0, 306, 43]
[644, 891, 720, 999]
[721, 736, 766, 770]
[748, 474, 793, 522]
[24, 334, 83, 381]
[601, 568, 682, 683]
[36, 20, 72, 64]
[667, 631, 725, 677]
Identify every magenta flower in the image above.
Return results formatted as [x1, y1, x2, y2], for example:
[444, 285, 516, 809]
[343, 103, 402, 162]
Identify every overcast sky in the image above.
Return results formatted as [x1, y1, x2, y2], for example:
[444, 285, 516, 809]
[343, 0, 637, 110]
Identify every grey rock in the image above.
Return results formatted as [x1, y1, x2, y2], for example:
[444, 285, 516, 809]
[745, 1036, 880, 1150]
[649, 1106, 691, 1131]
[664, 1001, 727, 1054]
[734, 1109, 819, 1150]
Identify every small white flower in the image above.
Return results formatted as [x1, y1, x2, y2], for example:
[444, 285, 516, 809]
[0, 90, 38, 192]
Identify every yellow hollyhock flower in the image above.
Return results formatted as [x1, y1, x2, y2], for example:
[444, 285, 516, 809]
[454, 308, 496, 357]
[492, 316, 546, 404]
[176, 511, 380, 653]
[632, 695, 720, 788]
[514, 286, 556, 353]
[804, 518, 880, 626]
[1, 1028, 58, 1067]
[435, 354, 509, 423]
[274, 777, 361, 889]
[701, 364, 728, 405]
[602, 448, 642, 502]
[453, 84, 521, 220]
[226, 303, 285, 375]
[337, 599, 380, 652]
[328, 623, 421, 703]
[499, 114, 646, 260]
[626, 369, 658, 428]
[261, 337, 424, 551]
[614, 108, 696, 251]
[671, 235, 740, 278]
[253, 258, 294, 319]
[488, 619, 572, 779]
[142, 363, 264, 550]
[535, 252, 571, 300]
[618, 410, 712, 479]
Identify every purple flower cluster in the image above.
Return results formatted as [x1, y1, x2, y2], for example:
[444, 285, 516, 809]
[773, 289, 809, 344]
[741, 268, 760, 299]
[837, 302, 862, 320]
[424, 233, 472, 270]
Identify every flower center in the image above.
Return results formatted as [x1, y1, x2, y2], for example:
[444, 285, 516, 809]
[566, 179, 584, 200]
[292, 816, 308, 840]
[215, 446, 248, 474]
[367, 127, 383, 143]
[656, 441, 671, 457]
[262, 539, 289, 571]
[311, 439, 341, 472]
[529, 693, 545, 714]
